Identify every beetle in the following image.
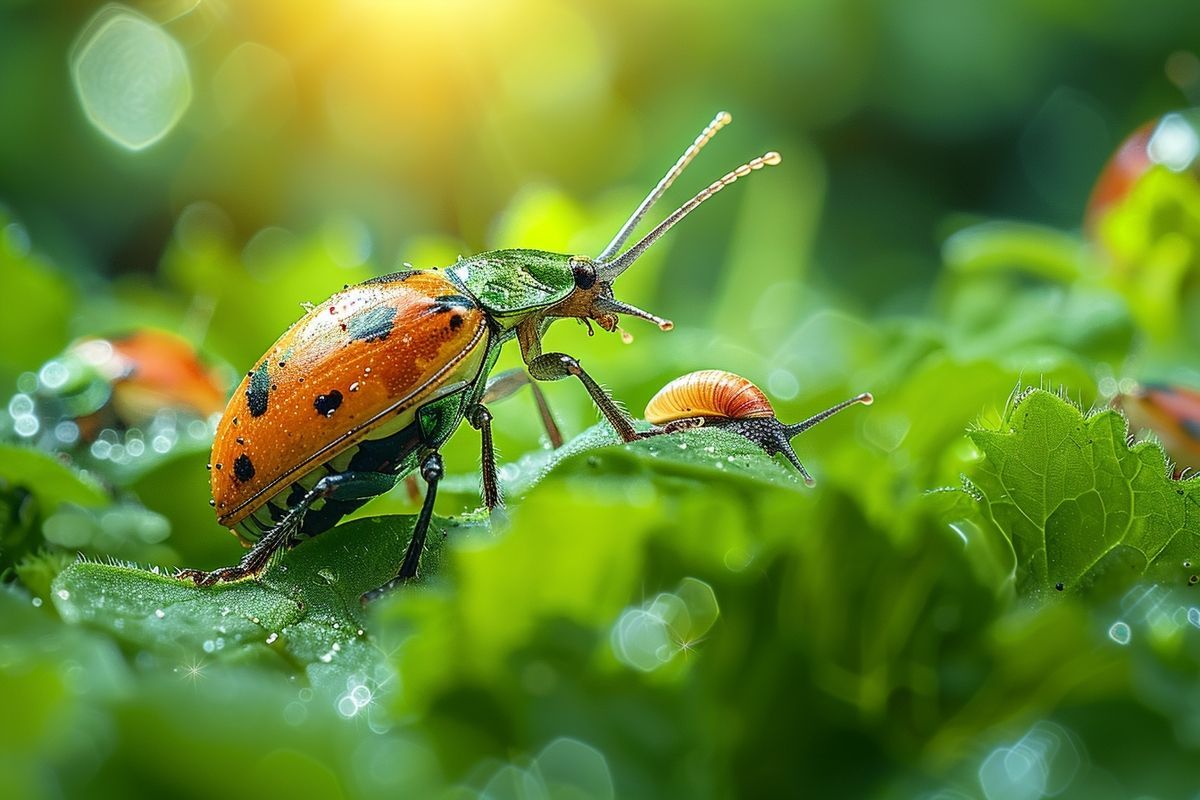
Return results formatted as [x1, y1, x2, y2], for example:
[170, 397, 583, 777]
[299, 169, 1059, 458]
[644, 370, 872, 486]
[177, 112, 781, 601]
[1113, 382, 1200, 476]
[8, 329, 226, 447]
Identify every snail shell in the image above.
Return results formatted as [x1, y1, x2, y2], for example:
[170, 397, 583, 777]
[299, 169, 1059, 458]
[645, 370, 775, 423]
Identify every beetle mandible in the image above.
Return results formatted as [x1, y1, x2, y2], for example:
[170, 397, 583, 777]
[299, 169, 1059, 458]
[178, 112, 781, 601]
[644, 370, 872, 485]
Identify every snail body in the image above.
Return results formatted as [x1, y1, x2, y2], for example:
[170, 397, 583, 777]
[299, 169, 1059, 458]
[645, 370, 872, 485]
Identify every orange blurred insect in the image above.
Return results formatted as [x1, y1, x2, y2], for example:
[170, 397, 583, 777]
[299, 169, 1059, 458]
[9, 330, 226, 447]
[1114, 383, 1200, 476]
[644, 370, 872, 485]
[71, 330, 226, 437]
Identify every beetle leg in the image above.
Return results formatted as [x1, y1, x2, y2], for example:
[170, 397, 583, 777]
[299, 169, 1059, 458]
[527, 352, 646, 443]
[177, 516, 297, 587]
[466, 404, 502, 510]
[363, 452, 444, 603]
[178, 471, 399, 587]
[483, 368, 564, 448]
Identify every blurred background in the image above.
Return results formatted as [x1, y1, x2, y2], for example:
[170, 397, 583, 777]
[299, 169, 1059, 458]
[4, 0, 1200, 798]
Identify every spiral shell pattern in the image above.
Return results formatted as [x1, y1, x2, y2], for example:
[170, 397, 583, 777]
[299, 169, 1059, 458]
[644, 370, 775, 423]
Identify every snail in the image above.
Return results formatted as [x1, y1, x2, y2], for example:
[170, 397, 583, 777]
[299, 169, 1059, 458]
[644, 370, 872, 485]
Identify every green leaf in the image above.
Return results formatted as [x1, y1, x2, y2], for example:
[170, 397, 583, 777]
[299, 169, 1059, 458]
[51, 514, 481, 691]
[442, 421, 808, 502]
[0, 444, 111, 572]
[943, 220, 1091, 284]
[0, 224, 74, 386]
[0, 444, 108, 509]
[49, 420, 812, 690]
[965, 388, 1200, 600]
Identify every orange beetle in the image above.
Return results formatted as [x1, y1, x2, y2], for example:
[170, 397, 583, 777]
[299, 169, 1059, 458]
[1114, 383, 1200, 475]
[645, 370, 872, 485]
[11, 330, 226, 445]
[75, 330, 226, 433]
[206, 271, 490, 538]
[178, 112, 783, 600]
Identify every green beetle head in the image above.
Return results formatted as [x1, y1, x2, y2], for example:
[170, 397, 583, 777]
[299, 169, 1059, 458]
[545, 112, 781, 336]
[451, 113, 780, 338]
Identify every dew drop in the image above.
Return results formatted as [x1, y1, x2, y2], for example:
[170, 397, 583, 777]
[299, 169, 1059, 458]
[8, 393, 35, 417]
[1108, 621, 1131, 645]
[350, 683, 372, 706]
[336, 694, 357, 717]
[15, 416, 40, 437]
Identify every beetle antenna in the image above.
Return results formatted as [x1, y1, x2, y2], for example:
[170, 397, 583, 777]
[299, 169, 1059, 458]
[598, 151, 782, 281]
[784, 393, 874, 439]
[593, 296, 674, 331]
[596, 111, 733, 263]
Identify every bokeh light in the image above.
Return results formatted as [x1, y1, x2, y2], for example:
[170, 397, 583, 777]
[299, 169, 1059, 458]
[70, 6, 192, 150]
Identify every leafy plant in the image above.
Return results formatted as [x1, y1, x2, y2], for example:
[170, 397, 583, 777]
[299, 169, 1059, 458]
[961, 389, 1200, 601]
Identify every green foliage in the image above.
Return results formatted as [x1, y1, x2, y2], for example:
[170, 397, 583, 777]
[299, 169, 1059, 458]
[1095, 167, 1200, 344]
[52, 514, 471, 691]
[6, 5, 1200, 795]
[963, 389, 1200, 601]
[0, 219, 73, 389]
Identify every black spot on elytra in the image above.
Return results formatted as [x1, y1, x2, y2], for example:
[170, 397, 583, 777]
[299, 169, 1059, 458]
[314, 390, 344, 417]
[346, 306, 397, 343]
[233, 453, 256, 482]
[246, 363, 271, 417]
[449, 314, 463, 330]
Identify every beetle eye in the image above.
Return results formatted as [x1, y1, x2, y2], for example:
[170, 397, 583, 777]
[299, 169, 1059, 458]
[572, 261, 597, 290]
